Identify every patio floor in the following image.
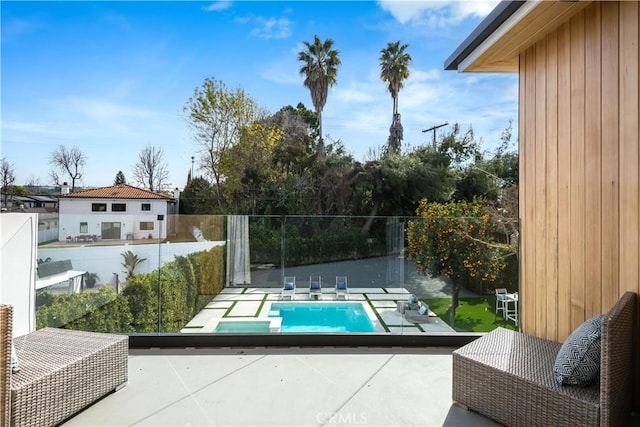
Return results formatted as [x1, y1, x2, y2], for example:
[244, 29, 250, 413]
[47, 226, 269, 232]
[62, 347, 500, 427]
[180, 287, 456, 334]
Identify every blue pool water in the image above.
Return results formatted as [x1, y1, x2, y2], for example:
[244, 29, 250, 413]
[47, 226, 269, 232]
[215, 321, 271, 333]
[269, 302, 376, 333]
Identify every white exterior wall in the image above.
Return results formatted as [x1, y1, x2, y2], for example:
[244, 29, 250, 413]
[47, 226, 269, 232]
[38, 241, 225, 289]
[1, 213, 37, 336]
[59, 198, 170, 241]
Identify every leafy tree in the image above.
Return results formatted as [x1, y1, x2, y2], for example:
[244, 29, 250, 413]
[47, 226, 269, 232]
[184, 77, 263, 210]
[220, 122, 284, 214]
[1, 157, 16, 208]
[114, 171, 126, 185]
[407, 199, 509, 312]
[437, 123, 480, 167]
[179, 176, 218, 214]
[132, 145, 170, 192]
[379, 41, 412, 152]
[265, 104, 318, 174]
[454, 121, 517, 203]
[49, 145, 86, 192]
[121, 250, 147, 280]
[298, 35, 341, 158]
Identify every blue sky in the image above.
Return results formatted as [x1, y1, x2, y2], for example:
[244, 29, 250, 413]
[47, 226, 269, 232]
[1, 0, 517, 190]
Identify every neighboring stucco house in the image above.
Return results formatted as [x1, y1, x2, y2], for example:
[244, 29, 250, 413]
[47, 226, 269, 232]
[58, 184, 176, 241]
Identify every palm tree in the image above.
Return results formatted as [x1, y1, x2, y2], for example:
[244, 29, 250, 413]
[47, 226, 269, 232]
[380, 41, 412, 152]
[298, 35, 341, 158]
[121, 250, 147, 280]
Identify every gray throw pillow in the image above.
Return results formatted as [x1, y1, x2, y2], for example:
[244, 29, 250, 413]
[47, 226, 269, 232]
[553, 314, 602, 386]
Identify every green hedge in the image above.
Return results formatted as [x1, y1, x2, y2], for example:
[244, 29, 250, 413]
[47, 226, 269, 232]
[35, 246, 226, 333]
[249, 219, 386, 266]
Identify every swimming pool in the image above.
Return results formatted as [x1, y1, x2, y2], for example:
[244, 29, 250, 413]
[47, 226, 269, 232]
[214, 321, 271, 333]
[268, 302, 377, 333]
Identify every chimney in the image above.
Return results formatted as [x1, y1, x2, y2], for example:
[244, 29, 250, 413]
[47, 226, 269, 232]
[173, 187, 180, 200]
[61, 182, 70, 195]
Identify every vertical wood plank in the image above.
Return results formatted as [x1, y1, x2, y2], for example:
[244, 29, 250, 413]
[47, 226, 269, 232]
[535, 39, 548, 338]
[570, 11, 586, 331]
[600, 2, 620, 312]
[619, 1, 639, 297]
[545, 31, 559, 341]
[518, 54, 527, 331]
[523, 47, 538, 335]
[556, 21, 572, 341]
[584, 3, 602, 317]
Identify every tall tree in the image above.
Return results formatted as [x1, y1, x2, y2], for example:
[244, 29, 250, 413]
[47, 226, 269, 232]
[49, 145, 86, 192]
[114, 171, 127, 185]
[184, 77, 263, 209]
[298, 35, 341, 159]
[379, 41, 412, 152]
[0, 158, 16, 208]
[132, 145, 170, 192]
[407, 199, 509, 312]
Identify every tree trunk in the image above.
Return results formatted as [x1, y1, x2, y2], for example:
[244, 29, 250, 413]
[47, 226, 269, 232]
[451, 276, 461, 310]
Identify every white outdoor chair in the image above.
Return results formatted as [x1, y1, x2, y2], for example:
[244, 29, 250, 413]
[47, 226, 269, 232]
[495, 288, 508, 317]
[309, 276, 322, 300]
[280, 276, 296, 300]
[335, 276, 349, 300]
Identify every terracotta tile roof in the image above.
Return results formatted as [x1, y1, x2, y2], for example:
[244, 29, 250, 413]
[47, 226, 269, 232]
[60, 184, 173, 200]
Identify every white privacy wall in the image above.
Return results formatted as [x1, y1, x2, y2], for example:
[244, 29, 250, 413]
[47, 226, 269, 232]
[0, 213, 37, 336]
[38, 241, 225, 287]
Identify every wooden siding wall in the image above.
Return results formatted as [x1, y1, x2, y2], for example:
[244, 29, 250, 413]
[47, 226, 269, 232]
[519, 1, 639, 342]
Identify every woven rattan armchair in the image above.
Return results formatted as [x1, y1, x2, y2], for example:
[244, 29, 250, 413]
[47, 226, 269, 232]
[453, 292, 637, 426]
[1, 304, 129, 427]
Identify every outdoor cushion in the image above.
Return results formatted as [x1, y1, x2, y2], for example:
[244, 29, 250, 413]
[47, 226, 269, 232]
[553, 314, 603, 386]
[284, 282, 294, 290]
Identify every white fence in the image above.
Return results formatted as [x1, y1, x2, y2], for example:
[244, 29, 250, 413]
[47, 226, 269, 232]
[38, 227, 58, 244]
[37, 241, 225, 289]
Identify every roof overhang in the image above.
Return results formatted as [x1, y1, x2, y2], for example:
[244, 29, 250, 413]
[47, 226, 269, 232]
[445, 0, 591, 73]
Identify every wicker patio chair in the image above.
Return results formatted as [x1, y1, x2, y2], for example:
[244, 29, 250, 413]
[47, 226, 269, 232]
[1, 305, 12, 427]
[453, 291, 637, 427]
[1, 304, 129, 427]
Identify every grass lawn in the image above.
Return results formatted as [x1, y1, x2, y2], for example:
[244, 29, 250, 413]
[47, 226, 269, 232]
[424, 296, 517, 332]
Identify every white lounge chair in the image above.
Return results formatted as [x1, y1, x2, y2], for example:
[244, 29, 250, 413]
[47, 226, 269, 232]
[309, 276, 322, 300]
[281, 276, 296, 300]
[335, 276, 349, 300]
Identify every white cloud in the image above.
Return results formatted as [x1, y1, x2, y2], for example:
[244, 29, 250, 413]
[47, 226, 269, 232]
[259, 59, 300, 85]
[334, 82, 379, 103]
[378, 0, 500, 26]
[250, 17, 292, 39]
[203, 1, 232, 12]
[56, 96, 155, 121]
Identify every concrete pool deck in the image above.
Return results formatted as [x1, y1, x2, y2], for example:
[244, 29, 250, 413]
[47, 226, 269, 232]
[180, 287, 456, 334]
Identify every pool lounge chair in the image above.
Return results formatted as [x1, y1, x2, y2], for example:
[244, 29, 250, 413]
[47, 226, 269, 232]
[309, 276, 322, 300]
[281, 276, 296, 300]
[335, 276, 349, 300]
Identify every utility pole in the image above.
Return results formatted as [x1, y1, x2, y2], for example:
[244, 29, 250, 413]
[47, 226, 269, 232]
[422, 122, 448, 148]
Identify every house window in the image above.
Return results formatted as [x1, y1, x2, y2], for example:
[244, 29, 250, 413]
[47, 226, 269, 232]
[80, 222, 88, 233]
[141, 203, 151, 211]
[112, 203, 126, 212]
[140, 221, 154, 231]
[91, 203, 107, 212]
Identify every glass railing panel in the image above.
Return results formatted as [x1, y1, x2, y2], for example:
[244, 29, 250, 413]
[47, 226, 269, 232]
[34, 214, 519, 337]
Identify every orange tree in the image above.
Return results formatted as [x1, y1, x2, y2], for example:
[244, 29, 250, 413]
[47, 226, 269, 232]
[407, 199, 509, 311]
